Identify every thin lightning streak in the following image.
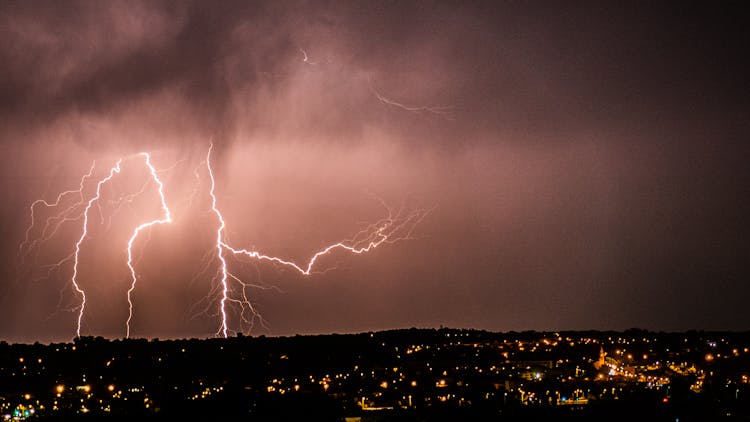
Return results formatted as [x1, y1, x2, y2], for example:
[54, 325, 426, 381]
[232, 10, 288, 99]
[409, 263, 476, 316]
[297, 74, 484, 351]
[103, 178, 150, 232]
[125, 153, 173, 338]
[371, 86, 454, 119]
[299, 48, 318, 65]
[227, 271, 268, 332]
[72, 159, 123, 338]
[18, 162, 96, 260]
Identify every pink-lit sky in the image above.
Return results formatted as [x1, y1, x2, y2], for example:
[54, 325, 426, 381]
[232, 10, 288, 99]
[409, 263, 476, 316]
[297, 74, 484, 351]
[1, 1, 749, 343]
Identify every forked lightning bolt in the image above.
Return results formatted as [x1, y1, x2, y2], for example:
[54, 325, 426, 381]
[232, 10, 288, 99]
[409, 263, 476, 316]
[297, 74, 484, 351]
[71, 159, 123, 337]
[125, 153, 173, 338]
[67, 152, 173, 338]
[21, 146, 428, 339]
[205, 144, 429, 336]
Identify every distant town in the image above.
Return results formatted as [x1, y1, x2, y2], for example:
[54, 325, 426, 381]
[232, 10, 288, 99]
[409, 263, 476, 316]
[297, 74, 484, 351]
[1, 328, 749, 421]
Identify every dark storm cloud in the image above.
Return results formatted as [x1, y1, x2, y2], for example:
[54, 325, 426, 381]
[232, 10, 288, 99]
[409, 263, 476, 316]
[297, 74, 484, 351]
[0, 0, 473, 151]
[1, 1, 276, 150]
[1, 1, 749, 342]
[3, 1, 745, 151]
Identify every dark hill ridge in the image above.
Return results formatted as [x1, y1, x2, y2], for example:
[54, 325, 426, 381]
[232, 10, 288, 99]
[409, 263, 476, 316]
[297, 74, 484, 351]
[1, 328, 749, 421]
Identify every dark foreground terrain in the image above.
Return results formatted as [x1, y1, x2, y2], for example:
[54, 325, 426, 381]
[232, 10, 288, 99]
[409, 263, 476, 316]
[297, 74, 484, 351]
[2, 328, 749, 421]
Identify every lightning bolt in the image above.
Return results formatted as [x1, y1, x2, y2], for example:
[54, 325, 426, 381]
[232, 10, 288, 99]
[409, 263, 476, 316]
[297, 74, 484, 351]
[125, 153, 173, 338]
[371, 86, 454, 120]
[204, 144, 430, 337]
[221, 216, 419, 275]
[21, 145, 429, 339]
[27, 153, 173, 338]
[71, 159, 123, 337]
[205, 144, 231, 338]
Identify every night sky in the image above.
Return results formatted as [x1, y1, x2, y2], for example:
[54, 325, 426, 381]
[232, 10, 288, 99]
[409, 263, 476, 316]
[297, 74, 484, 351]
[1, 1, 749, 343]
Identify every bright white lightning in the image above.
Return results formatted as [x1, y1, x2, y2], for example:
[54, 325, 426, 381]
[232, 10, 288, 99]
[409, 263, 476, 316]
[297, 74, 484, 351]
[23, 145, 428, 339]
[125, 152, 173, 338]
[222, 220, 407, 276]
[71, 159, 123, 337]
[205, 144, 231, 338]
[204, 144, 430, 337]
